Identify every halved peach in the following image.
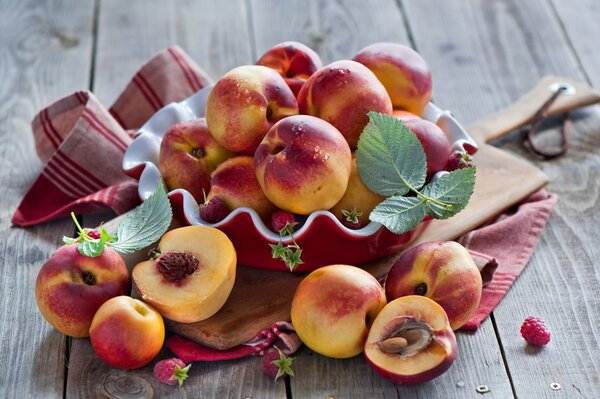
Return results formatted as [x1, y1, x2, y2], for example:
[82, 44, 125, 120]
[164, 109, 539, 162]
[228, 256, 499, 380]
[364, 295, 457, 385]
[132, 226, 236, 323]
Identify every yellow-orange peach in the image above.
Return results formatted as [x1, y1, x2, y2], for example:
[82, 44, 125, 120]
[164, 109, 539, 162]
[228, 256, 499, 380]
[132, 226, 236, 323]
[208, 155, 277, 220]
[297, 60, 393, 149]
[385, 241, 482, 330]
[159, 118, 233, 202]
[206, 65, 299, 154]
[35, 245, 130, 338]
[256, 41, 323, 97]
[291, 265, 387, 358]
[354, 42, 432, 115]
[90, 296, 165, 369]
[254, 115, 351, 215]
[329, 154, 385, 227]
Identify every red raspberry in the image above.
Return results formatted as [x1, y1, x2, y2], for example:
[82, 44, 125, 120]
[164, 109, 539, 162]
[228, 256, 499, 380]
[446, 150, 474, 171]
[153, 357, 191, 386]
[520, 316, 551, 346]
[271, 210, 298, 233]
[85, 229, 101, 240]
[261, 346, 294, 381]
[199, 196, 230, 224]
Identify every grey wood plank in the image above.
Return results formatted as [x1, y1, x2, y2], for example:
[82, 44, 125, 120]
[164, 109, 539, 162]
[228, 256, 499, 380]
[0, 0, 95, 397]
[551, 0, 600, 88]
[403, 0, 600, 397]
[250, 1, 513, 397]
[67, 1, 285, 397]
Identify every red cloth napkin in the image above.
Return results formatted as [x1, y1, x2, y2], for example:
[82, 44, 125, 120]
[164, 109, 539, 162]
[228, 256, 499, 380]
[12, 46, 557, 359]
[12, 46, 211, 226]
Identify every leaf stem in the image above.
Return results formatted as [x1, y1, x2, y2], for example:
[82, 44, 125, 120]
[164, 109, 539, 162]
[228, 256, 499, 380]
[70, 212, 86, 236]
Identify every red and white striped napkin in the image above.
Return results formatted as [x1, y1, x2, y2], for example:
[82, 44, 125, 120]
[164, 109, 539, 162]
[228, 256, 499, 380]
[12, 46, 211, 227]
[12, 46, 557, 360]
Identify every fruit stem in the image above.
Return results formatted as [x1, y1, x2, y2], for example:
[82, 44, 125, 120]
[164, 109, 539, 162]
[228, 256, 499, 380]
[70, 212, 85, 236]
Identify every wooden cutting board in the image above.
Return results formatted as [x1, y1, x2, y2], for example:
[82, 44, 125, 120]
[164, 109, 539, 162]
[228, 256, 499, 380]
[107, 76, 600, 350]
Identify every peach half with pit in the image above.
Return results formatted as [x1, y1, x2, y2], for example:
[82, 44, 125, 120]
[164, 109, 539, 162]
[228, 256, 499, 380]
[132, 226, 236, 323]
[364, 295, 457, 385]
[385, 241, 482, 330]
[290, 264, 387, 359]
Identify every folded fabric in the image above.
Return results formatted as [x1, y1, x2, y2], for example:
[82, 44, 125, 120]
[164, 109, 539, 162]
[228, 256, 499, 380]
[12, 46, 211, 226]
[166, 322, 300, 363]
[459, 189, 557, 331]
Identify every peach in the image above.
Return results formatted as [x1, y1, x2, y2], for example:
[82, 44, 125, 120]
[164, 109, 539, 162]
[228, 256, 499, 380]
[393, 109, 421, 121]
[290, 265, 387, 359]
[364, 295, 457, 385]
[208, 155, 277, 220]
[256, 41, 323, 96]
[328, 154, 385, 228]
[90, 296, 165, 369]
[35, 245, 130, 337]
[297, 60, 393, 149]
[254, 115, 351, 215]
[132, 226, 236, 323]
[404, 118, 451, 178]
[353, 42, 432, 115]
[159, 118, 233, 202]
[205, 65, 299, 154]
[385, 241, 482, 330]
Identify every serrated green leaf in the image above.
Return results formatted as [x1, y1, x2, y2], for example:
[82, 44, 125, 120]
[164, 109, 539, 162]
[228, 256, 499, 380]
[422, 167, 476, 219]
[369, 195, 427, 234]
[99, 225, 114, 243]
[356, 112, 427, 196]
[110, 181, 172, 253]
[77, 240, 104, 257]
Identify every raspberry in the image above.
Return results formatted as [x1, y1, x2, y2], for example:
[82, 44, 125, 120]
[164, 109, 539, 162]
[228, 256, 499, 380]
[85, 229, 101, 240]
[341, 208, 363, 230]
[199, 196, 230, 224]
[261, 346, 294, 381]
[271, 210, 298, 233]
[520, 316, 551, 346]
[446, 151, 474, 171]
[153, 357, 191, 386]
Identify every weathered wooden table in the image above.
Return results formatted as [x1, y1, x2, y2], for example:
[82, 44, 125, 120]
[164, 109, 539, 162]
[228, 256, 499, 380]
[2, 0, 600, 397]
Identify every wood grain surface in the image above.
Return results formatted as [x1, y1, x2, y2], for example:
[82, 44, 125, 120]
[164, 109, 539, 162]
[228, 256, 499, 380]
[0, 0, 94, 397]
[2, 0, 600, 398]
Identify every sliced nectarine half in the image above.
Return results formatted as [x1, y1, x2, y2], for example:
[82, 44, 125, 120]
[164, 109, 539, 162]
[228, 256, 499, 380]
[132, 226, 236, 323]
[364, 295, 457, 385]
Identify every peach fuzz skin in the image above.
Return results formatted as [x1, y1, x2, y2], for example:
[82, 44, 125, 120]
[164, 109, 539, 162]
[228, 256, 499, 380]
[329, 154, 385, 226]
[256, 41, 323, 97]
[297, 60, 393, 149]
[35, 244, 130, 338]
[353, 42, 432, 115]
[385, 241, 482, 330]
[90, 296, 165, 370]
[159, 118, 233, 203]
[208, 155, 277, 220]
[404, 118, 451, 178]
[364, 296, 457, 385]
[290, 265, 387, 359]
[254, 115, 351, 215]
[205, 65, 299, 154]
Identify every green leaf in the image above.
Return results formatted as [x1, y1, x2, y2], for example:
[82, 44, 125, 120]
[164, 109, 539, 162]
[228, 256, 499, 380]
[272, 347, 294, 381]
[423, 167, 476, 219]
[356, 112, 427, 196]
[369, 195, 427, 234]
[110, 181, 172, 253]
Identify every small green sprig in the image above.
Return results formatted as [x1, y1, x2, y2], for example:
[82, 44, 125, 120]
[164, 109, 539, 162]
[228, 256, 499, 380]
[269, 223, 303, 272]
[271, 346, 295, 381]
[342, 207, 362, 224]
[62, 181, 172, 257]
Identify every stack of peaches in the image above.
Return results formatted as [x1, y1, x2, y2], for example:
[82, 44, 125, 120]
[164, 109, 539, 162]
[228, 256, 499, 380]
[159, 41, 454, 229]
